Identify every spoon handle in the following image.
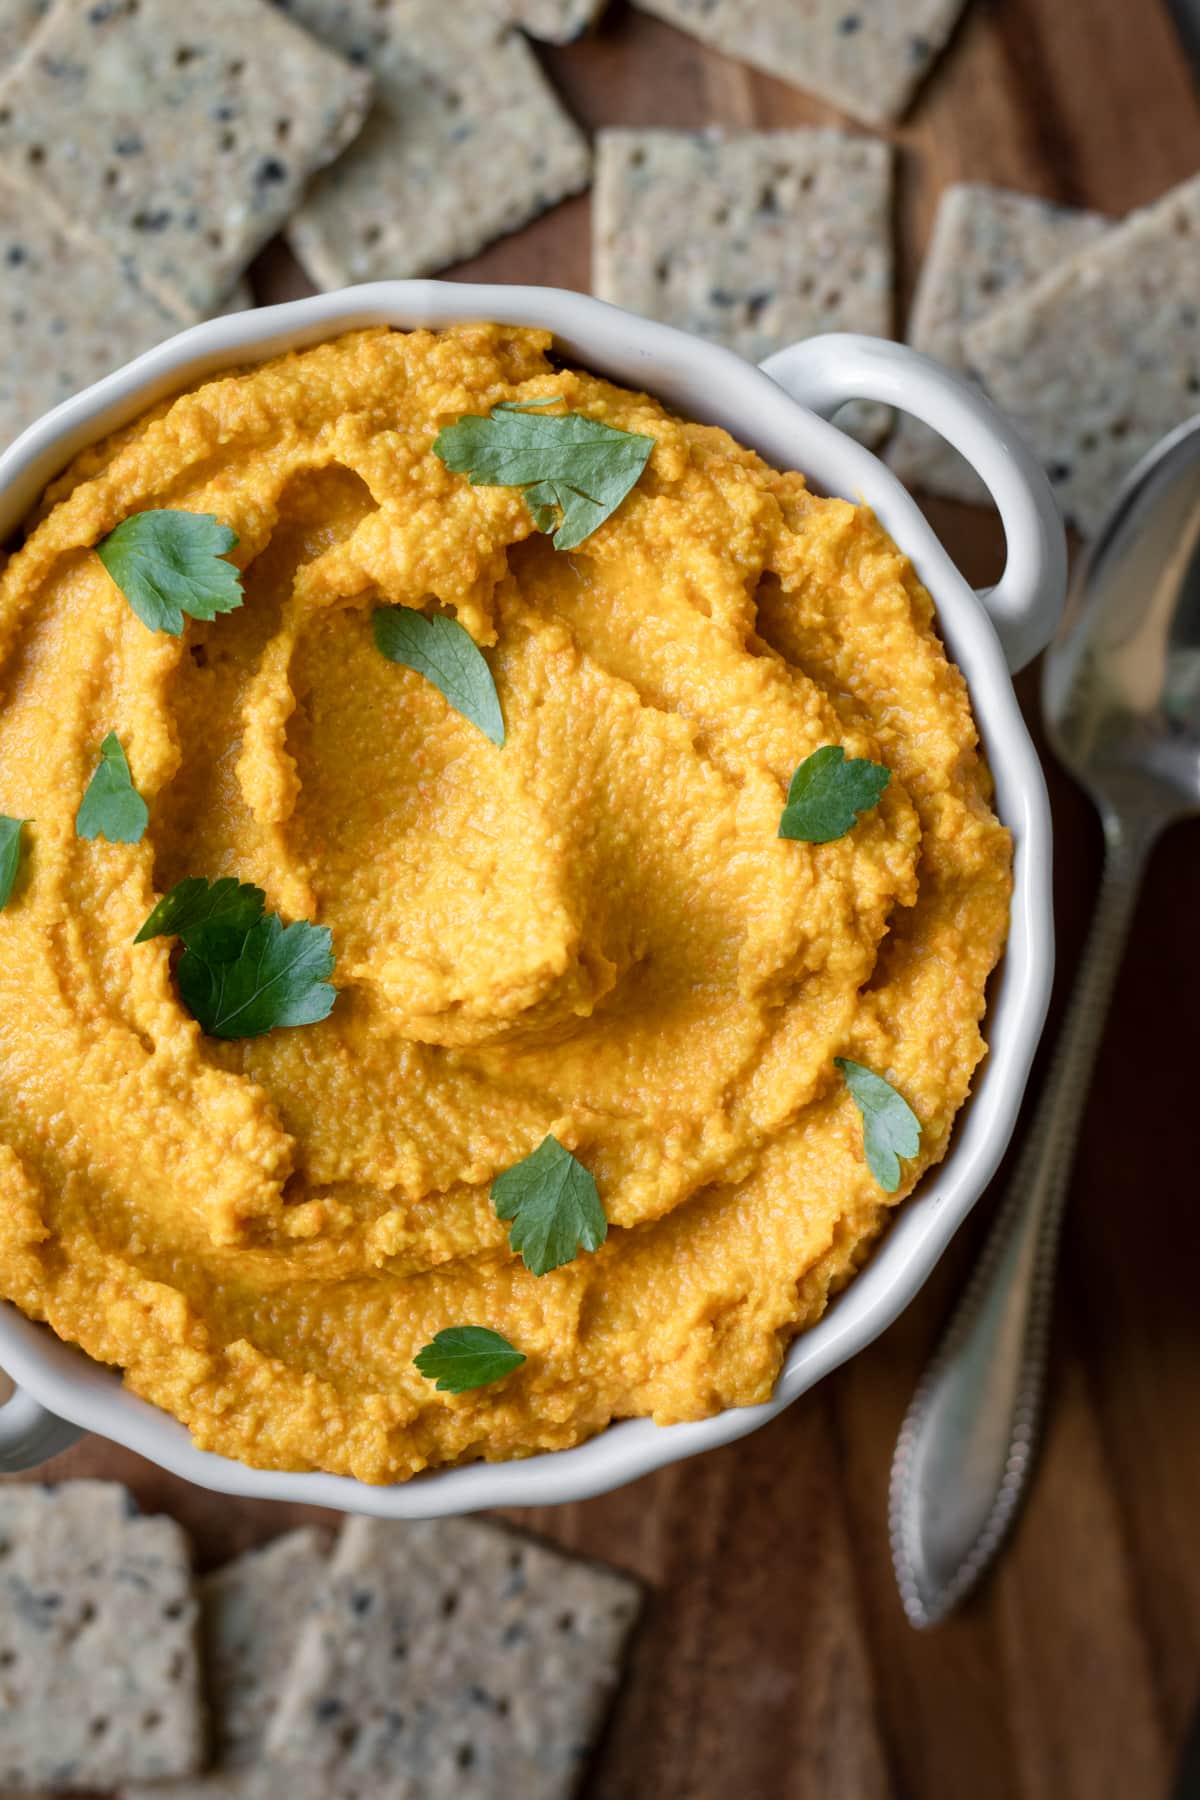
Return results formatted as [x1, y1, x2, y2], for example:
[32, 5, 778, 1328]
[889, 819, 1152, 1628]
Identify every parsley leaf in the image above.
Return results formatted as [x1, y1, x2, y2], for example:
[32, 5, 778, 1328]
[135, 876, 266, 961]
[135, 878, 335, 1039]
[75, 732, 148, 844]
[414, 1326, 526, 1394]
[779, 746, 890, 843]
[492, 1134, 606, 1277]
[433, 398, 654, 551]
[0, 817, 29, 910]
[835, 1058, 921, 1194]
[373, 608, 504, 746]
[97, 509, 243, 636]
[175, 913, 336, 1040]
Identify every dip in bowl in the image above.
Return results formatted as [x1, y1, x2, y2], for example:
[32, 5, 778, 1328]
[0, 288, 1062, 1514]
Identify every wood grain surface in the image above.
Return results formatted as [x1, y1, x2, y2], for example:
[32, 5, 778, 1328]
[12, 3, 1200, 1796]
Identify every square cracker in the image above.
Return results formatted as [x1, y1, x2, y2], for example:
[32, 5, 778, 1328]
[266, 1516, 642, 1799]
[0, 175, 259, 452]
[593, 127, 893, 442]
[121, 1529, 332, 1800]
[496, 0, 607, 41]
[964, 172, 1200, 537]
[629, 0, 969, 125]
[888, 184, 1110, 504]
[0, 1481, 203, 1791]
[0, 171, 180, 451]
[0, 0, 371, 318]
[281, 0, 590, 286]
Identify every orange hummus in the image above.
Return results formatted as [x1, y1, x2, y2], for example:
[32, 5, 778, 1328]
[0, 326, 1011, 1482]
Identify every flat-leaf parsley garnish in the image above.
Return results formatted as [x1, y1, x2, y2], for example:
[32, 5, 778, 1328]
[136, 877, 335, 1039]
[0, 817, 29, 910]
[492, 1134, 606, 1277]
[75, 732, 148, 844]
[373, 607, 504, 746]
[433, 397, 654, 551]
[97, 509, 244, 635]
[835, 1058, 921, 1195]
[779, 745, 890, 843]
[135, 874, 265, 961]
[414, 1326, 526, 1394]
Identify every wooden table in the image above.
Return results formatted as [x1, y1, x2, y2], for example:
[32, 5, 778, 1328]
[22, 3, 1200, 1795]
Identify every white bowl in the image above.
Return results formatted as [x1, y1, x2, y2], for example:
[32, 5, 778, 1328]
[0, 285, 1064, 1513]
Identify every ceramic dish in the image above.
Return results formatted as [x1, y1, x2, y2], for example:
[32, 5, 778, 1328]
[0, 284, 1064, 1513]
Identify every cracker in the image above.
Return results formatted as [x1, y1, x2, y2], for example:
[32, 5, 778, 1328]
[281, 0, 590, 287]
[593, 127, 893, 442]
[0, 0, 371, 319]
[964, 172, 1200, 537]
[0, 1481, 203, 1791]
[497, 0, 607, 41]
[0, 172, 257, 451]
[888, 184, 1110, 504]
[0, 172, 182, 450]
[0, 1, 47, 75]
[121, 1529, 332, 1800]
[266, 1516, 642, 1799]
[629, 0, 968, 124]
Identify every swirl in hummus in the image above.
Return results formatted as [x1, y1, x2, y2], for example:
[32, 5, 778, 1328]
[0, 326, 1011, 1482]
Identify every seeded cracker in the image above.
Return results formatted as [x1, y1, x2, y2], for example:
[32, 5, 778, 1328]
[281, 0, 590, 287]
[593, 127, 893, 443]
[0, 172, 180, 449]
[266, 1517, 642, 1799]
[0, 0, 371, 319]
[496, 0, 607, 40]
[629, 0, 969, 125]
[0, 1481, 203, 1791]
[0, 175, 261, 451]
[888, 184, 1110, 504]
[121, 1529, 333, 1800]
[965, 172, 1200, 537]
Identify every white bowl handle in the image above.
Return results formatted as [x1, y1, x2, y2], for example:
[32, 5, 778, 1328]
[758, 333, 1067, 673]
[0, 1378, 81, 1471]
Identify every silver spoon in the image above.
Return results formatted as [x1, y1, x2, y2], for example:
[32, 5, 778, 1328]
[889, 414, 1200, 1630]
